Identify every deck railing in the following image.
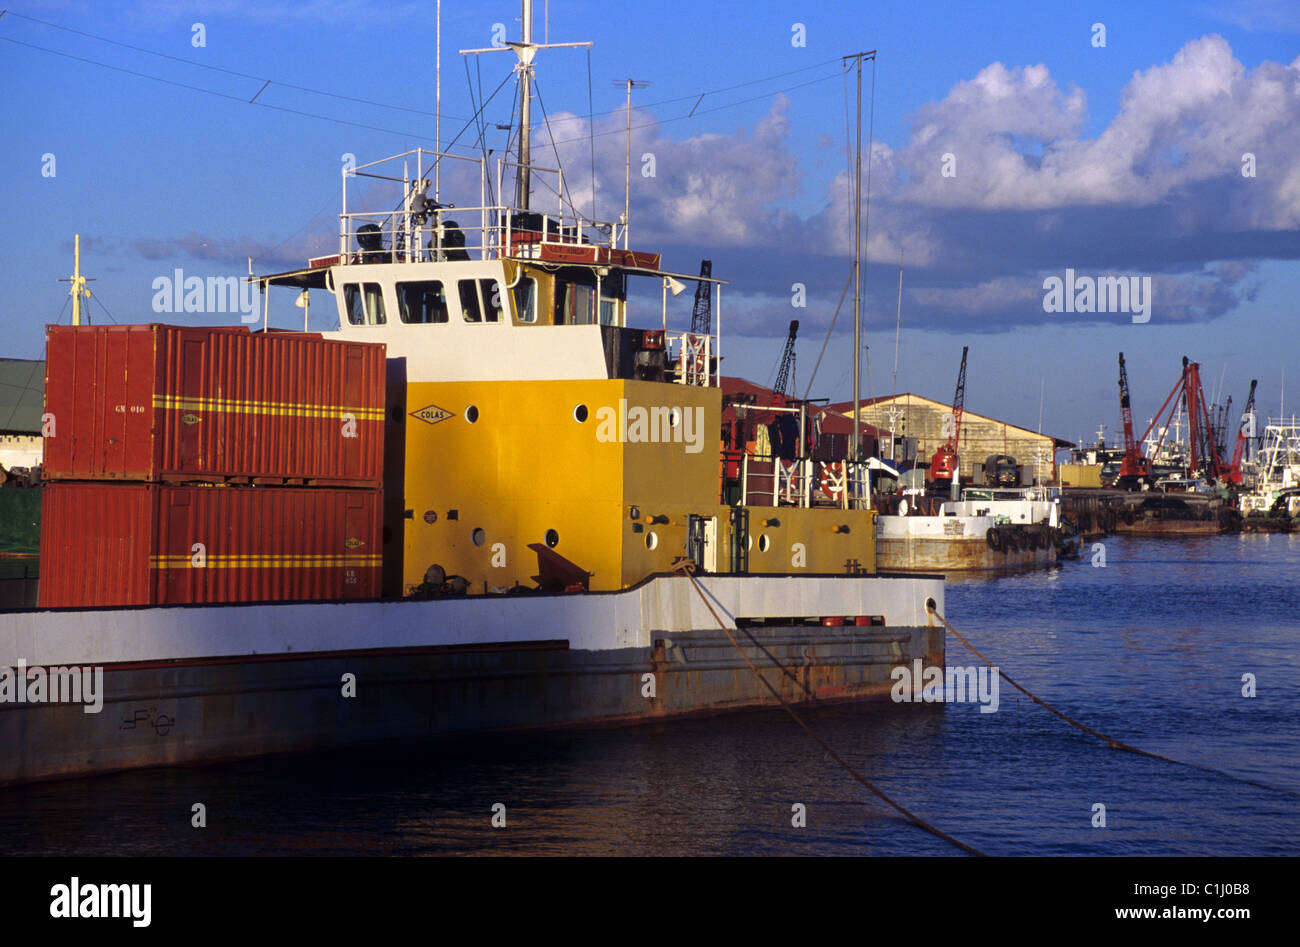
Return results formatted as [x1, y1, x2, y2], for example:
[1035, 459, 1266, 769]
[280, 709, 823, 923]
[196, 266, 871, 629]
[338, 149, 621, 264]
[737, 455, 871, 509]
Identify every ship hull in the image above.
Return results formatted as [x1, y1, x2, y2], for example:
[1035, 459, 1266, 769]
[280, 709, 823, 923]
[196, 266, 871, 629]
[0, 574, 942, 786]
[1110, 518, 1230, 536]
[875, 535, 1056, 571]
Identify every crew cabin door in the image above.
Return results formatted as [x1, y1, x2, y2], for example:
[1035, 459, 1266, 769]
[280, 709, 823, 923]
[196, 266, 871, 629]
[687, 514, 718, 574]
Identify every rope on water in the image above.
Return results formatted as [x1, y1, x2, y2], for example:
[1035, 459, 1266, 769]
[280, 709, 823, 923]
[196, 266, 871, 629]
[671, 561, 985, 856]
[927, 603, 1300, 800]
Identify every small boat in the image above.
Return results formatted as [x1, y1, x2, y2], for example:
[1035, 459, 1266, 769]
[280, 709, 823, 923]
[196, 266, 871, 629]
[874, 485, 1075, 572]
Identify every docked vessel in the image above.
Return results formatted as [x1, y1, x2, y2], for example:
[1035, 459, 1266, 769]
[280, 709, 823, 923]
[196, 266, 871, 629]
[0, 3, 944, 786]
[1238, 418, 1300, 528]
[874, 486, 1073, 572]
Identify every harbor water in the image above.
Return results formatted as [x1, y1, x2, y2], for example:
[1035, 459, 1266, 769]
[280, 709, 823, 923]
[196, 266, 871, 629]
[2, 533, 1297, 856]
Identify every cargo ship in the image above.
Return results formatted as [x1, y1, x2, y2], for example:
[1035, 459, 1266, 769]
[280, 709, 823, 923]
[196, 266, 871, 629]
[0, 2, 944, 786]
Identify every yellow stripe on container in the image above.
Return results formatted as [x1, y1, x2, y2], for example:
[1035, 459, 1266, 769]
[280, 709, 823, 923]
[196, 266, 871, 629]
[152, 394, 384, 421]
[150, 555, 382, 568]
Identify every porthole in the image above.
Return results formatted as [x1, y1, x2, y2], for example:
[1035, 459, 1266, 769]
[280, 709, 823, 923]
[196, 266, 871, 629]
[667, 407, 680, 427]
[545, 529, 560, 548]
[472, 528, 486, 547]
[645, 531, 659, 550]
[465, 405, 479, 423]
[574, 404, 589, 423]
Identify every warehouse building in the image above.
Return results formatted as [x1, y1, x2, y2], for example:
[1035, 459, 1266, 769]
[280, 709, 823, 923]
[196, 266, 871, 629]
[831, 392, 1073, 484]
[0, 358, 44, 479]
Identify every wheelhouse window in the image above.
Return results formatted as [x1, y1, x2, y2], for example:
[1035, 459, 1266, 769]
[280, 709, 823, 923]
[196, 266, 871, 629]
[512, 277, 538, 324]
[599, 271, 626, 326]
[556, 281, 595, 325]
[396, 280, 448, 324]
[458, 279, 482, 322]
[343, 283, 387, 326]
[457, 278, 503, 324]
[480, 279, 503, 322]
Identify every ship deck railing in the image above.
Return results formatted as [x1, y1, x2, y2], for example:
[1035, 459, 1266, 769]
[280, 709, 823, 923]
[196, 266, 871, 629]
[736, 455, 873, 510]
[338, 148, 622, 265]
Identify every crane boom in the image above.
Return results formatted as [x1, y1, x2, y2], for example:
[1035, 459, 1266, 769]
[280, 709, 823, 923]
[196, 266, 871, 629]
[950, 345, 968, 449]
[928, 345, 968, 483]
[773, 319, 799, 397]
[1228, 379, 1258, 484]
[690, 260, 712, 335]
[1116, 352, 1150, 483]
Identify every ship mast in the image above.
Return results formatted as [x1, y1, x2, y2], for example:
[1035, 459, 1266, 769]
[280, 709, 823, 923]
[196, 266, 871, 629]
[58, 233, 94, 326]
[517, 1, 534, 209]
[460, 0, 591, 213]
[843, 51, 875, 467]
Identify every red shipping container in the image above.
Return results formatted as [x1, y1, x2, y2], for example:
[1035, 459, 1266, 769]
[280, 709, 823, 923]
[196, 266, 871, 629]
[43, 325, 385, 486]
[39, 482, 381, 607]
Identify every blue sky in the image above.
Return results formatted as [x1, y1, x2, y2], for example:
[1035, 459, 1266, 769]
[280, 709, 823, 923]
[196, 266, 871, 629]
[3, 0, 1300, 446]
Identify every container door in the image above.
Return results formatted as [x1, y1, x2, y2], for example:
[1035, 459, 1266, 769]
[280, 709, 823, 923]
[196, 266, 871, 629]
[343, 348, 364, 478]
[178, 338, 205, 472]
[343, 495, 372, 597]
[159, 489, 198, 604]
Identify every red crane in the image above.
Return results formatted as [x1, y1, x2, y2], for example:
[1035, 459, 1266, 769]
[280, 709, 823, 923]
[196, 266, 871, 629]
[1117, 352, 1150, 484]
[1131, 356, 1227, 485]
[1226, 379, 1258, 485]
[929, 345, 967, 484]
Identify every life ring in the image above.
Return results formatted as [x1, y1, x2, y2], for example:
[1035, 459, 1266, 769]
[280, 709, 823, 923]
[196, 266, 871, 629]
[819, 462, 846, 499]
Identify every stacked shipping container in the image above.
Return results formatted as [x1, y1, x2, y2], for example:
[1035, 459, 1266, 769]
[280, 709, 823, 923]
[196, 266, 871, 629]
[39, 325, 386, 607]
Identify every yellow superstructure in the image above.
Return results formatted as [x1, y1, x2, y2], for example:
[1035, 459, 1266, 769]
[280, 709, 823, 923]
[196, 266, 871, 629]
[399, 376, 878, 594]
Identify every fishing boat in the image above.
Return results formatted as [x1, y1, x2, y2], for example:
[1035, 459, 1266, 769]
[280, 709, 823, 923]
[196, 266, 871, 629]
[1238, 418, 1300, 525]
[0, 2, 944, 786]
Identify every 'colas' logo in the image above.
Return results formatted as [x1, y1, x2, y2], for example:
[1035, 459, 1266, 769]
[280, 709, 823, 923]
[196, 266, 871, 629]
[410, 404, 453, 425]
[345, 537, 365, 549]
[181, 413, 202, 425]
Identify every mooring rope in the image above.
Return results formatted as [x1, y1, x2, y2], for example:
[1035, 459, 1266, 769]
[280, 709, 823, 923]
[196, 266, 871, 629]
[927, 603, 1300, 800]
[671, 562, 985, 856]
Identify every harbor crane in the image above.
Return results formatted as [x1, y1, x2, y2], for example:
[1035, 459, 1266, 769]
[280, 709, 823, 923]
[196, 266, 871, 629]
[1225, 379, 1258, 485]
[1116, 352, 1151, 486]
[929, 345, 968, 485]
[690, 260, 712, 335]
[1131, 356, 1227, 485]
[772, 319, 799, 398]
